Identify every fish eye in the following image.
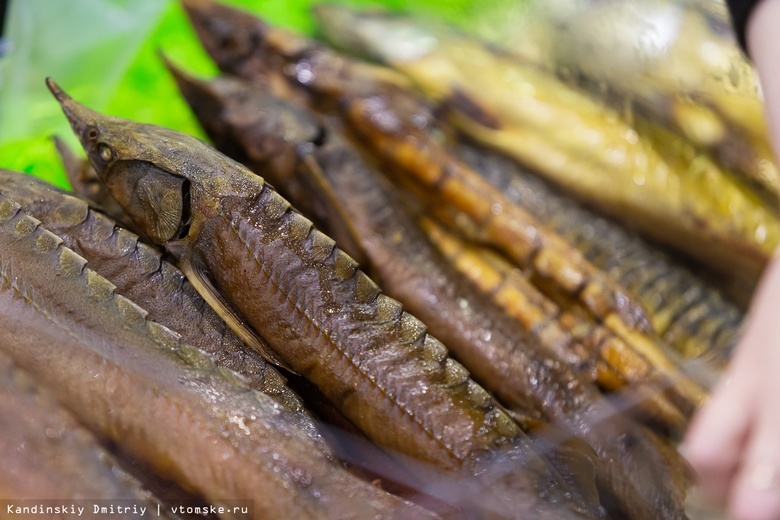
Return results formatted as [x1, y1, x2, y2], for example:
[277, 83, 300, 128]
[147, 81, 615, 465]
[99, 143, 113, 162]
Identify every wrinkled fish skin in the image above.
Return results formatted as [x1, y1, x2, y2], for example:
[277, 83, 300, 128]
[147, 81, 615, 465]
[0, 169, 303, 413]
[170, 68, 612, 517]
[205, 11, 707, 415]
[183, 0, 656, 341]
[453, 142, 743, 362]
[219, 11, 711, 418]
[313, 4, 779, 285]
[419, 216, 690, 433]
[161, 57, 677, 517]
[0, 350, 165, 515]
[0, 193, 436, 520]
[50, 79, 601, 520]
[169, 66, 688, 429]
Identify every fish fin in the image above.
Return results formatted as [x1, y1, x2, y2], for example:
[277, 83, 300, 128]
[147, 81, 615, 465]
[298, 152, 370, 268]
[523, 421, 603, 516]
[180, 256, 298, 375]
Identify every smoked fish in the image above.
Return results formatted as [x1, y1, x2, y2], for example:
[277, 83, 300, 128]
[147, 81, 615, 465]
[49, 78, 605, 519]
[182, 6, 708, 418]
[0, 169, 302, 410]
[313, 4, 779, 283]
[0, 350, 165, 516]
[164, 66, 690, 519]
[453, 141, 743, 362]
[168, 67, 687, 425]
[0, 192, 437, 520]
[182, 0, 656, 344]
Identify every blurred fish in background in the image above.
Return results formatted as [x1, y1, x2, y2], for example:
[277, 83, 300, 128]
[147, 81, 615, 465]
[474, 0, 778, 201]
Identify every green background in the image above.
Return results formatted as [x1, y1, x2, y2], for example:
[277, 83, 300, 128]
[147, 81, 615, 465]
[0, 0, 518, 189]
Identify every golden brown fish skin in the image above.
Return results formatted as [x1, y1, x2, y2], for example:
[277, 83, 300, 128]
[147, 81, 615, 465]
[49, 80, 605, 520]
[216, 22, 707, 411]
[184, 6, 654, 338]
[419, 217, 691, 431]
[171, 69, 687, 428]
[453, 141, 743, 362]
[164, 66, 690, 520]
[314, 5, 778, 284]
[0, 194, 440, 520]
[0, 170, 302, 413]
[241, 29, 709, 414]
[171, 69, 616, 510]
[0, 351, 163, 513]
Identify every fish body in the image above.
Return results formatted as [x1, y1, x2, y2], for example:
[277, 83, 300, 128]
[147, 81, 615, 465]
[313, 5, 778, 283]
[159, 45, 687, 520]
[183, 0, 655, 345]
[0, 192, 435, 520]
[170, 67, 689, 427]
[206, 14, 708, 415]
[49, 79, 600, 519]
[0, 350, 164, 515]
[0, 170, 303, 411]
[453, 142, 743, 362]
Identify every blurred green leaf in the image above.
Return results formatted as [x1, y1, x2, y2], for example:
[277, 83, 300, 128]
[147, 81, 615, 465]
[1, 0, 514, 187]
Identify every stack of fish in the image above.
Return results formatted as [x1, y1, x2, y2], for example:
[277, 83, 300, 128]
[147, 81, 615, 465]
[0, 0, 771, 518]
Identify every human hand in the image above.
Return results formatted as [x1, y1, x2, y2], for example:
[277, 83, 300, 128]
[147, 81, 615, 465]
[684, 256, 780, 520]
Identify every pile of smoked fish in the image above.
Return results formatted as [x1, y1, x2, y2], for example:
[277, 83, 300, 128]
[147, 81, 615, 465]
[1, 0, 774, 518]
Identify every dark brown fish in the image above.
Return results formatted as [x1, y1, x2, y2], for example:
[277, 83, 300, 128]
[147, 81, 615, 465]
[167, 67, 685, 420]
[0, 192, 437, 520]
[0, 170, 396, 462]
[181, 0, 654, 338]
[163, 66, 689, 519]
[313, 4, 778, 285]
[196, 14, 710, 417]
[0, 169, 303, 411]
[49, 79, 603, 519]
[0, 350, 164, 515]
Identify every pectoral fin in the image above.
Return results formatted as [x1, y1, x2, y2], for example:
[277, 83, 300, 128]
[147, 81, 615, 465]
[180, 256, 297, 375]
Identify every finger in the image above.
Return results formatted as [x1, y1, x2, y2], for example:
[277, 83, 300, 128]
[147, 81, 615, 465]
[683, 371, 754, 507]
[728, 332, 780, 520]
[729, 404, 780, 520]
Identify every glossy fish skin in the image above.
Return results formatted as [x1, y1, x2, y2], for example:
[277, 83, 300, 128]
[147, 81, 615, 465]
[419, 217, 690, 432]
[314, 5, 779, 285]
[170, 68, 687, 425]
[49, 81, 604, 520]
[202, 13, 707, 413]
[0, 350, 164, 513]
[163, 64, 688, 519]
[497, 0, 779, 202]
[184, 0, 653, 340]
[170, 69, 614, 513]
[0, 170, 304, 415]
[453, 141, 743, 362]
[229, 15, 708, 412]
[0, 194, 438, 520]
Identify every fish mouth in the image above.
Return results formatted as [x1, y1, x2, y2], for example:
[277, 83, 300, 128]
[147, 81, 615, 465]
[45, 77, 97, 147]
